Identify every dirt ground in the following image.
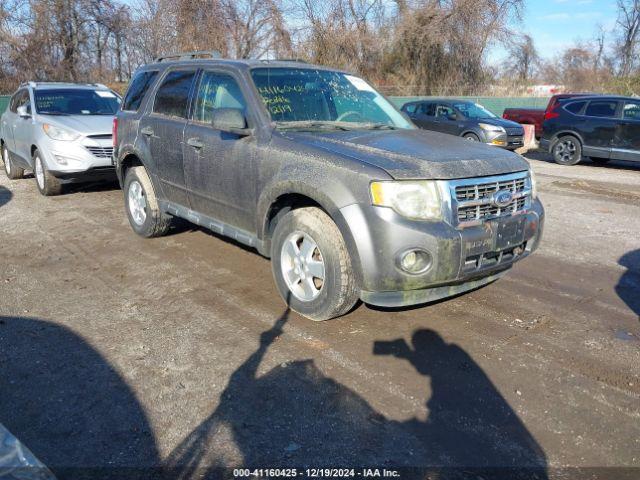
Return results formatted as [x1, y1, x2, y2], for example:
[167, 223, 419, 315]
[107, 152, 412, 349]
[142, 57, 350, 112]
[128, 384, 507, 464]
[0, 152, 639, 479]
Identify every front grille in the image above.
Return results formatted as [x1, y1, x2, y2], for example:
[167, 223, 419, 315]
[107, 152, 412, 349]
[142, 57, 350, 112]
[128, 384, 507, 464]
[506, 127, 524, 136]
[451, 172, 531, 226]
[85, 146, 114, 158]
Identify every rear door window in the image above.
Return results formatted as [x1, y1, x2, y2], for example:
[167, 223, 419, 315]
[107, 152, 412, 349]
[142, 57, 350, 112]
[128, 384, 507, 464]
[420, 103, 435, 116]
[585, 101, 618, 118]
[123, 71, 158, 111]
[153, 70, 197, 118]
[192, 71, 247, 124]
[622, 101, 640, 120]
[564, 101, 586, 115]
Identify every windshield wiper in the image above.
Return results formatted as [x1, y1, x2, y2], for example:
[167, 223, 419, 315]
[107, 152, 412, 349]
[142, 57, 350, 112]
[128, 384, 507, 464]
[357, 122, 397, 130]
[275, 121, 351, 131]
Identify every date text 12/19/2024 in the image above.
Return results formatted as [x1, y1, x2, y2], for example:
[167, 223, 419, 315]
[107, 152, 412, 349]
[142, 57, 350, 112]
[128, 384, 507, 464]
[233, 468, 401, 478]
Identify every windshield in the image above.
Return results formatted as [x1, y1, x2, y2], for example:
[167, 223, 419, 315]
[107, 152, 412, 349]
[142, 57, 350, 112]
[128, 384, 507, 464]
[453, 102, 497, 119]
[34, 89, 120, 115]
[250, 68, 412, 130]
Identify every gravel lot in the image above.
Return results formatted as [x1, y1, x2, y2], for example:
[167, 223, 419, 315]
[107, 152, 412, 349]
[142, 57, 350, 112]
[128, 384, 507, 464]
[0, 153, 639, 479]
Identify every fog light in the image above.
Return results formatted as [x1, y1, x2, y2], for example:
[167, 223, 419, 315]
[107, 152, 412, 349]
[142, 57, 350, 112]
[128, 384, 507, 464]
[54, 155, 70, 165]
[398, 249, 432, 274]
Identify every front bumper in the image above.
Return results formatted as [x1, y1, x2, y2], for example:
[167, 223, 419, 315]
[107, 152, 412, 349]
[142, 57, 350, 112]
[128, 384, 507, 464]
[341, 198, 544, 307]
[38, 135, 114, 181]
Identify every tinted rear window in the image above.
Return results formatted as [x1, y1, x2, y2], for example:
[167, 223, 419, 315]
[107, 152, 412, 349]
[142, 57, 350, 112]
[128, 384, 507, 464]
[123, 71, 158, 111]
[585, 101, 618, 118]
[153, 70, 196, 118]
[404, 104, 417, 114]
[564, 101, 586, 114]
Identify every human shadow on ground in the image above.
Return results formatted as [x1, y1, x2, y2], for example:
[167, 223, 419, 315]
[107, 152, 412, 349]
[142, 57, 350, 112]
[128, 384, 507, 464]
[0, 316, 160, 480]
[165, 311, 548, 479]
[616, 250, 640, 320]
[0, 185, 12, 209]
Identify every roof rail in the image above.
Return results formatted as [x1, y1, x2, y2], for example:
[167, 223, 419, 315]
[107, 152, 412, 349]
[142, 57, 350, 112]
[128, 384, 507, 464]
[272, 58, 308, 63]
[154, 51, 222, 63]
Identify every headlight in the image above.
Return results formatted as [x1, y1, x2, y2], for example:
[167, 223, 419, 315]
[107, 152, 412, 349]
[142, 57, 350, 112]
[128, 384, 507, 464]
[478, 123, 505, 133]
[529, 169, 538, 199]
[370, 181, 442, 220]
[42, 124, 80, 141]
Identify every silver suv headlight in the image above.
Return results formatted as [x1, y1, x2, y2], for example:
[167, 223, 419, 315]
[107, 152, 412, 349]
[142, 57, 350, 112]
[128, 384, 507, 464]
[42, 124, 80, 142]
[370, 181, 442, 220]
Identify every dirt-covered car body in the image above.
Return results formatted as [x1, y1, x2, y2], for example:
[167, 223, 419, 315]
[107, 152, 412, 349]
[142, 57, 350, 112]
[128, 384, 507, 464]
[114, 56, 544, 317]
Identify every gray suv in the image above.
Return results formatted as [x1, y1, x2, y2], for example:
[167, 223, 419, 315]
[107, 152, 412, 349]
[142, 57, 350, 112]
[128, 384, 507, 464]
[1, 82, 120, 195]
[114, 52, 544, 321]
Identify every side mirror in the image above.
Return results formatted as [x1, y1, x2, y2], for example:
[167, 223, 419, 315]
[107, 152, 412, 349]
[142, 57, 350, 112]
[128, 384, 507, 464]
[212, 108, 251, 136]
[17, 105, 31, 118]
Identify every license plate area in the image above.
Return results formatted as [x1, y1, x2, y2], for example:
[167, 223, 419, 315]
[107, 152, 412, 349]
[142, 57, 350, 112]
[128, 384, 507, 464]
[496, 216, 525, 250]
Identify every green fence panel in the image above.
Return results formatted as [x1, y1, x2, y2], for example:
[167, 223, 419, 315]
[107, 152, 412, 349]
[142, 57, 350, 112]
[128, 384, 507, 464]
[389, 96, 550, 117]
[0, 95, 9, 114]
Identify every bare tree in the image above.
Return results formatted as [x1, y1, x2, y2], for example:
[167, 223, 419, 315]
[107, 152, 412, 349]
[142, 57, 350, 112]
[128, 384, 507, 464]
[507, 34, 539, 82]
[616, 0, 640, 76]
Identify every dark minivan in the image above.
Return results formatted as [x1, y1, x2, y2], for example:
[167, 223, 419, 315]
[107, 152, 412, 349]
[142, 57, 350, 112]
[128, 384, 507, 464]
[402, 99, 525, 150]
[541, 95, 640, 165]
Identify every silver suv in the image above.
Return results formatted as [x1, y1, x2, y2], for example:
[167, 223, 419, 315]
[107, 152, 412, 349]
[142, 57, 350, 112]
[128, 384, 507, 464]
[0, 82, 120, 195]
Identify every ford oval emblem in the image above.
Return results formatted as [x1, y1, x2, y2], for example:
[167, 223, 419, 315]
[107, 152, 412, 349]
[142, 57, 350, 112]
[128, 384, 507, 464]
[493, 190, 513, 208]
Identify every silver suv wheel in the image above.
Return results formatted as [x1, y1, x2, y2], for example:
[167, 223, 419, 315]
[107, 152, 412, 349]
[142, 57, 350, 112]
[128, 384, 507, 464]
[128, 180, 147, 226]
[3, 146, 10, 175]
[35, 155, 45, 190]
[280, 231, 325, 302]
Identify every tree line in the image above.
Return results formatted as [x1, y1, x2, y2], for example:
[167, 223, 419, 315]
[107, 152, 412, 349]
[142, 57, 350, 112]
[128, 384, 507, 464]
[0, 0, 639, 96]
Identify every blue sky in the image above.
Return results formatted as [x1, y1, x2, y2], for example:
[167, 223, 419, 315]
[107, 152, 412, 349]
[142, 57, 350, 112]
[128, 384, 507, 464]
[491, 0, 619, 62]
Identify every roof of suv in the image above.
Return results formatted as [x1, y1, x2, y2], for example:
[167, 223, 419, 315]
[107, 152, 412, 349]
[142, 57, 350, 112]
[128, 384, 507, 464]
[140, 57, 345, 73]
[21, 82, 111, 91]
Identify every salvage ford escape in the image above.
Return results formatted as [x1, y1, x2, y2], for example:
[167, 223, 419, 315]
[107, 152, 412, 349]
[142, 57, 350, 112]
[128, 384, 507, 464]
[114, 52, 544, 321]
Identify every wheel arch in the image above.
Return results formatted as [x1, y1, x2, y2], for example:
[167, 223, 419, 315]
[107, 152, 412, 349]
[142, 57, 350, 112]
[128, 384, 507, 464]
[257, 186, 363, 286]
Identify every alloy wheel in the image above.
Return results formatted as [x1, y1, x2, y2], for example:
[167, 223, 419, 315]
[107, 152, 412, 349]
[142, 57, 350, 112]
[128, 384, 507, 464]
[280, 231, 325, 302]
[555, 139, 577, 163]
[128, 180, 147, 226]
[35, 156, 45, 189]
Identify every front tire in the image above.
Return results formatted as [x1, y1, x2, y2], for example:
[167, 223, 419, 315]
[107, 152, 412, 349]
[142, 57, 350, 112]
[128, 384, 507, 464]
[33, 150, 62, 196]
[271, 207, 359, 321]
[3, 144, 25, 180]
[552, 135, 582, 165]
[124, 166, 171, 238]
[463, 133, 480, 142]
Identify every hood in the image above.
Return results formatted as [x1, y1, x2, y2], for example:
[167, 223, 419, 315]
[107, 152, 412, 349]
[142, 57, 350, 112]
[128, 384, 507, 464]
[37, 114, 114, 136]
[280, 129, 529, 180]
[475, 117, 524, 130]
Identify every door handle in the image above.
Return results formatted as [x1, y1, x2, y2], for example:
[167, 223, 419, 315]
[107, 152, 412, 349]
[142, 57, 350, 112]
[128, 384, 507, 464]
[187, 137, 204, 149]
[140, 126, 154, 136]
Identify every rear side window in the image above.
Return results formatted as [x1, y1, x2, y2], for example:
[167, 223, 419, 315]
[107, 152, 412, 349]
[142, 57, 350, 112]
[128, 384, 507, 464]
[564, 101, 586, 115]
[153, 70, 196, 118]
[585, 101, 618, 118]
[622, 101, 640, 120]
[404, 104, 417, 114]
[123, 71, 158, 111]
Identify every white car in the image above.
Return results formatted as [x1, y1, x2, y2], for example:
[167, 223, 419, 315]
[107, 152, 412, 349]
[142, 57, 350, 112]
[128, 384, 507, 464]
[0, 82, 120, 195]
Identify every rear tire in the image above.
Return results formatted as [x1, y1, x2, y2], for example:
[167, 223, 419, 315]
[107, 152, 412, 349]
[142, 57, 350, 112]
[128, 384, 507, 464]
[124, 166, 171, 238]
[552, 135, 582, 165]
[271, 207, 359, 321]
[33, 150, 62, 196]
[3, 144, 25, 180]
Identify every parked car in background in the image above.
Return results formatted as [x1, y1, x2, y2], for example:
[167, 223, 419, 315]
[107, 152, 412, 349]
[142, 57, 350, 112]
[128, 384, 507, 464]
[114, 52, 544, 321]
[502, 93, 592, 138]
[540, 95, 640, 165]
[402, 99, 525, 150]
[0, 82, 120, 196]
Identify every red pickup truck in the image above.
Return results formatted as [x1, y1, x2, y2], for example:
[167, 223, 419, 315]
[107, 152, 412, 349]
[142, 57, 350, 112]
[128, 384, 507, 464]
[502, 93, 592, 138]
